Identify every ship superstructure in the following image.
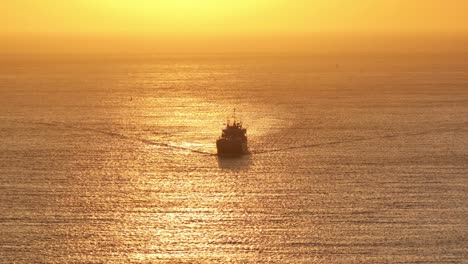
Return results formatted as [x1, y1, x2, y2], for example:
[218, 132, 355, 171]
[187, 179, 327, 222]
[216, 109, 248, 157]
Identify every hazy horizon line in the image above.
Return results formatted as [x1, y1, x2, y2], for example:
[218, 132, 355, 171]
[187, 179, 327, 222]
[2, 32, 468, 57]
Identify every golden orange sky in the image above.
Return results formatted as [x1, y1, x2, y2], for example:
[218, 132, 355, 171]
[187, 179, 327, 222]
[2, 0, 468, 54]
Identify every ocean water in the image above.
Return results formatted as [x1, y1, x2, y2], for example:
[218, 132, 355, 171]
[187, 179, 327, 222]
[0, 54, 467, 263]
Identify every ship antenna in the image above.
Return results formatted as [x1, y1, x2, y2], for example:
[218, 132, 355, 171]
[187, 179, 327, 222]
[233, 108, 236, 124]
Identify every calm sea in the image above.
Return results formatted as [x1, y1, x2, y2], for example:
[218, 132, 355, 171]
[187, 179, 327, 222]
[0, 54, 467, 263]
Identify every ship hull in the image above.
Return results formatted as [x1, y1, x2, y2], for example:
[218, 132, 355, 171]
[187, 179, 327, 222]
[216, 139, 248, 157]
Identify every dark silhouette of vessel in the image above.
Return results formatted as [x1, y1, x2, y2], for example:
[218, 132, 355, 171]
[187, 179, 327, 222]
[216, 109, 248, 157]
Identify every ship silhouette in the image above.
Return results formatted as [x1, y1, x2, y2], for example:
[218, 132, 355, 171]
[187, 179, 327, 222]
[216, 109, 248, 157]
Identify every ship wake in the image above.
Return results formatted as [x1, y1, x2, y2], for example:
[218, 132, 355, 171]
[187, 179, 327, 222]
[11, 120, 216, 156]
[251, 122, 468, 155]
[7, 119, 467, 157]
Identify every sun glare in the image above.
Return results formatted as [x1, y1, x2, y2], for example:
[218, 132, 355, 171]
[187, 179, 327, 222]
[1, 0, 468, 54]
[97, 0, 261, 34]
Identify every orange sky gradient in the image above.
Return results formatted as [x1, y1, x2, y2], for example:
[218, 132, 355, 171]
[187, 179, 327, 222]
[2, 0, 468, 55]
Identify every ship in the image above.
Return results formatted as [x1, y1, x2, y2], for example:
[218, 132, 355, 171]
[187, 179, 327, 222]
[216, 109, 248, 157]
